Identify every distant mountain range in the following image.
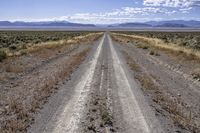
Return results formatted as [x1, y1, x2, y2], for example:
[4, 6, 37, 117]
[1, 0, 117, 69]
[108, 20, 200, 28]
[0, 20, 200, 28]
[108, 22, 152, 27]
[145, 20, 200, 27]
[0, 21, 96, 27]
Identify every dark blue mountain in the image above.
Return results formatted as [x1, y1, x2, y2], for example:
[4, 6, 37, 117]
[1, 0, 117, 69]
[0, 21, 13, 26]
[155, 23, 188, 27]
[109, 22, 152, 27]
[0, 21, 96, 27]
[145, 20, 200, 27]
[107, 20, 200, 28]
[1, 20, 200, 28]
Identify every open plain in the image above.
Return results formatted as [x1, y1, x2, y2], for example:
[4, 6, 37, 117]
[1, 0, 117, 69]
[0, 31, 200, 133]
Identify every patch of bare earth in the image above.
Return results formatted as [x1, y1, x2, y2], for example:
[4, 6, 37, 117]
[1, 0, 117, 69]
[123, 51, 200, 132]
[112, 32, 200, 133]
[0, 34, 102, 132]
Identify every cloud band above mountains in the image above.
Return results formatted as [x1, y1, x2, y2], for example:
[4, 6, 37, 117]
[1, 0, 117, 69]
[7, 0, 200, 24]
[143, 0, 200, 8]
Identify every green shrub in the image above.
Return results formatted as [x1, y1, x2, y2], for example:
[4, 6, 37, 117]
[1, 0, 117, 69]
[20, 50, 27, 55]
[149, 50, 155, 55]
[9, 44, 17, 50]
[149, 50, 160, 56]
[0, 50, 7, 62]
[143, 46, 149, 49]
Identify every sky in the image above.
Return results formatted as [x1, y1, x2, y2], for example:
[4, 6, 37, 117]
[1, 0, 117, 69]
[0, 0, 200, 24]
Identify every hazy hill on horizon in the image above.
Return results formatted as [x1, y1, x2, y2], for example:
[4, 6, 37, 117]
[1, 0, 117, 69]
[0, 20, 200, 28]
[0, 21, 96, 27]
[109, 20, 200, 28]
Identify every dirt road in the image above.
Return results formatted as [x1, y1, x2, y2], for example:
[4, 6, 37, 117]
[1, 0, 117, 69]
[28, 31, 200, 133]
[28, 33, 165, 133]
[1, 31, 198, 132]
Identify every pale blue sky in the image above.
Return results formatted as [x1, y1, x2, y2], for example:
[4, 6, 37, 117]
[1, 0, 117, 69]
[0, 0, 200, 24]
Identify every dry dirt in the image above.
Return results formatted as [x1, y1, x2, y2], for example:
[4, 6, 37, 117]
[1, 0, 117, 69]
[0, 34, 101, 132]
[1, 32, 200, 133]
[28, 33, 163, 133]
[112, 34, 200, 133]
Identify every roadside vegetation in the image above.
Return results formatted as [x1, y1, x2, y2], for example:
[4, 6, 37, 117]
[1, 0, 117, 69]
[0, 31, 89, 48]
[0, 50, 7, 62]
[115, 31, 200, 50]
[111, 31, 200, 80]
[0, 31, 100, 58]
[111, 32, 200, 60]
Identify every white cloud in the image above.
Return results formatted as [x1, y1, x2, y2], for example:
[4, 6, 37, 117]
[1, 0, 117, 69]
[143, 0, 200, 8]
[12, 6, 177, 24]
[71, 7, 165, 18]
[5, 0, 198, 24]
[66, 6, 181, 23]
[121, 7, 164, 15]
[179, 7, 193, 13]
[10, 4, 194, 24]
[63, 7, 175, 23]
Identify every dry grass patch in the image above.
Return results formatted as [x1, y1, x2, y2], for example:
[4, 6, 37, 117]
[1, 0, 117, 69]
[112, 33, 200, 61]
[2, 32, 103, 59]
[137, 45, 149, 49]
[25, 32, 102, 55]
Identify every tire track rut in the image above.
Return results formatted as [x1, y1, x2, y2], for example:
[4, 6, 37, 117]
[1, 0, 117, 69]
[29, 33, 163, 133]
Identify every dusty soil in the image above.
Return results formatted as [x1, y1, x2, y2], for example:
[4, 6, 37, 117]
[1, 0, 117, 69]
[28, 33, 163, 133]
[0, 34, 101, 132]
[2, 32, 199, 133]
[112, 35, 200, 132]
